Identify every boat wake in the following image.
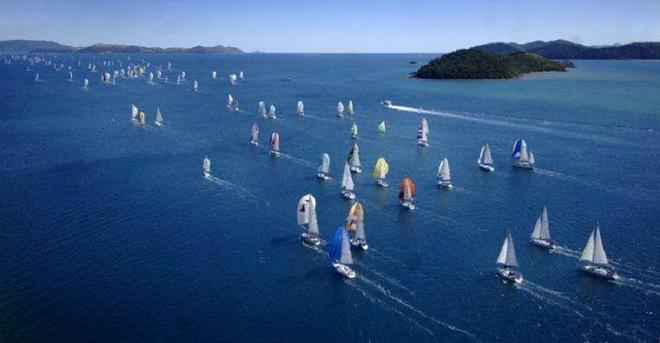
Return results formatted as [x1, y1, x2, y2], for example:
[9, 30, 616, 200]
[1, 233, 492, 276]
[614, 277, 660, 297]
[277, 153, 317, 169]
[205, 175, 266, 206]
[553, 246, 581, 258]
[385, 104, 630, 146]
[519, 281, 588, 318]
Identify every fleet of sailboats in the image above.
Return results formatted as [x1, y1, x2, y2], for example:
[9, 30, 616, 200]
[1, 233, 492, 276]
[437, 158, 452, 189]
[373, 157, 389, 187]
[317, 153, 330, 180]
[497, 231, 523, 284]
[530, 207, 554, 249]
[346, 201, 368, 250]
[298, 194, 320, 246]
[250, 124, 259, 146]
[579, 225, 619, 280]
[417, 118, 429, 146]
[399, 177, 415, 210]
[341, 162, 356, 200]
[329, 227, 356, 279]
[512, 138, 535, 169]
[347, 143, 362, 173]
[478, 144, 495, 172]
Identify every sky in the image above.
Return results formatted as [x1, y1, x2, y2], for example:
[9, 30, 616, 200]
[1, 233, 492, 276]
[1, 0, 659, 53]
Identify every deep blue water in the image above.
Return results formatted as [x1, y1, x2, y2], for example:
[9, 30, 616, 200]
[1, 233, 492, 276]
[1, 53, 659, 342]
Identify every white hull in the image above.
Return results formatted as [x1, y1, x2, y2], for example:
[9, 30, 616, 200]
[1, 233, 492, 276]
[351, 134, 357, 139]
[350, 238, 369, 251]
[301, 232, 321, 246]
[530, 238, 555, 250]
[417, 140, 429, 147]
[271, 150, 280, 157]
[155, 122, 162, 127]
[350, 166, 362, 174]
[514, 161, 534, 170]
[381, 100, 392, 108]
[250, 140, 258, 146]
[333, 263, 356, 279]
[376, 178, 388, 187]
[437, 181, 453, 189]
[401, 201, 415, 210]
[498, 268, 523, 284]
[317, 172, 329, 180]
[342, 191, 356, 200]
[203, 172, 210, 178]
[580, 264, 619, 280]
[479, 164, 495, 172]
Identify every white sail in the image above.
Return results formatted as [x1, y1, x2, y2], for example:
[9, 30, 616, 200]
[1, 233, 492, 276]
[181, 71, 186, 80]
[83, 78, 89, 89]
[296, 100, 304, 115]
[297, 194, 316, 225]
[347, 100, 354, 114]
[268, 104, 276, 118]
[340, 229, 353, 264]
[355, 219, 366, 240]
[351, 123, 358, 137]
[337, 101, 344, 116]
[212, 71, 217, 79]
[193, 80, 198, 91]
[258, 101, 267, 116]
[437, 158, 451, 182]
[250, 124, 259, 143]
[529, 151, 535, 165]
[479, 144, 494, 165]
[403, 183, 412, 201]
[341, 163, 355, 191]
[238, 71, 244, 80]
[318, 153, 330, 174]
[229, 73, 237, 84]
[421, 118, 429, 134]
[592, 226, 609, 265]
[348, 144, 361, 168]
[148, 72, 154, 82]
[155, 107, 163, 124]
[519, 140, 529, 162]
[131, 104, 138, 119]
[497, 236, 508, 265]
[228, 95, 234, 107]
[540, 207, 550, 240]
[497, 231, 519, 267]
[580, 229, 596, 262]
[308, 198, 319, 235]
[202, 156, 211, 175]
[68, 71, 73, 80]
[531, 217, 542, 240]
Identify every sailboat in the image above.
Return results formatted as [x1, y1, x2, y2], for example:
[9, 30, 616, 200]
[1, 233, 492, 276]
[238, 71, 244, 80]
[212, 71, 217, 79]
[329, 227, 356, 279]
[137, 111, 146, 127]
[373, 157, 389, 187]
[82, 78, 89, 91]
[530, 207, 555, 249]
[148, 72, 154, 83]
[337, 101, 344, 118]
[34, 73, 39, 82]
[270, 132, 280, 156]
[229, 73, 237, 85]
[296, 100, 304, 117]
[258, 101, 267, 118]
[512, 138, 535, 169]
[341, 163, 356, 200]
[347, 100, 354, 115]
[478, 144, 495, 172]
[250, 124, 259, 146]
[579, 225, 619, 280]
[202, 156, 211, 178]
[68, 71, 73, 81]
[417, 118, 429, 146]
[497, 231, 523, 284]
[347, 201, 368, 250]
[227, 95, 236, 111]
[437, 158, 452, 188]
[350, 123, 358, 139]
[154, 107, 164, 127]
[378, 121, 386, 134]
[399, 177, 416, 210]
[268, 104, 277, 119]
[347, 144, 362, 173]
[181, 71, 186, 81]
[131, 104, 139, 121]
[193, 80, 199, 92]
[317, 153, 330, 180]
[176, 75, 181, 85]
[298, 194, 321, 246]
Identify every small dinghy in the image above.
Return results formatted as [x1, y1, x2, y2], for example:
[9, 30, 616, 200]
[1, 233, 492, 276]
[336, 101, 344, 118]
[270, 132, 280, 156]
[497, 231, 523, 284]
[341, 162, 356, 200]
[399, 177, 416, 210]
[417, 118, 429, 146]
[317, 153, 330, 180]
[478, 144, 495, 172]
[329, 227, 356, 279]
[437, 158, 452, 189]
[250, 124, 259, 146]
[373, 157, 389, 187]
[202, 156, 211, 178]
[579, 225, 619, 280]
[347, 202, 368, 250]
[530, 207, 555, 249]
[296, 100, 304, 117]
[154, 107, 164, 127]
[347, 143, 362, 173]
[512, 138, 535, 170]
[298, 194, 321, 246]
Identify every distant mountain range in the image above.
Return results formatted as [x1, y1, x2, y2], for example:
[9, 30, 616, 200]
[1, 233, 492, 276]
[473, 40, 660, 59]
[0, 40, 244, 54]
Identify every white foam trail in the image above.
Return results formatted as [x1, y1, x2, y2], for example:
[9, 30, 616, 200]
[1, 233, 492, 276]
[278, 153, 317, 169]
[614, 277, 660, 297]
[205, 175, 266, 206]
[519, 281, 585, 318]
[386, 104, 630, 146]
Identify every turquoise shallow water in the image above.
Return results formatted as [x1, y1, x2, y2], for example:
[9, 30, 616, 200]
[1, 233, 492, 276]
[1, 54, 659, 342]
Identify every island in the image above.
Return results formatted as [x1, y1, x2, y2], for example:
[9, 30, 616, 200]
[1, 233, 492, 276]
[0, 40, 243, 54]
[473, 40, 660, 60]
[413, 48, 573, 80]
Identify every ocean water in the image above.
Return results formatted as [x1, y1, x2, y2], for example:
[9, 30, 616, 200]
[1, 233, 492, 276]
[1, 53, 659, 342]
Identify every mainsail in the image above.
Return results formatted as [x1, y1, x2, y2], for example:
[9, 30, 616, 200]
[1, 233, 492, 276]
[347, 100, 354, 114]
[378, 121, 386, 133]
[497, 231, 519, 268]
[479, 144, 494, 165]
[351, 123, 358, 137]
[341, 163, 355, 191]
[399, 178, 415, 201]
[531, 207, 551, 240]
[318, 153, 330, 174]
[437, 158, 451, 182]
[258, 101, 267, 116]
[297, 194, 319, 235]
[337, 101, 344, 116]
[268, 104, 276, 118]
[297, 100, 304, 116]
[580, 226, 609, 265]
[193, 80, 198, 91]
[250, 124, 259, 143]
[203, 156, 211, 174]
[348, 144, 361, 168]
[373, 157, 389, 179]
[228, 95, 234, 108]
[131, 104, 139, 119]
[270, 132, 280, 152]
[155, 107, 163, 124]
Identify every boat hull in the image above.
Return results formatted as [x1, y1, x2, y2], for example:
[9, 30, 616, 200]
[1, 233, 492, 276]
[155, 122, 162, 127]
[301, 233, 320, 246]
[270, 150, 280, 157]
[580, 264, 619, 280]
[498, 268, 523, 284]
[401, 201, 415, 210]
[333, 263, 356, 279]
[317, 172, 329, 180]
[513, 161, 534, 170]
[530, 238, 555, 250]
[341, 191, 356, 200]
[250, 140, 258, 146]
[350, 238, 369, 251]
[349, 166, 362, 174]
[376, 178, 388, 187]
[479, 164, 495, 172]
[437, 181, 453, 189]
[417, 140, 429, 147]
